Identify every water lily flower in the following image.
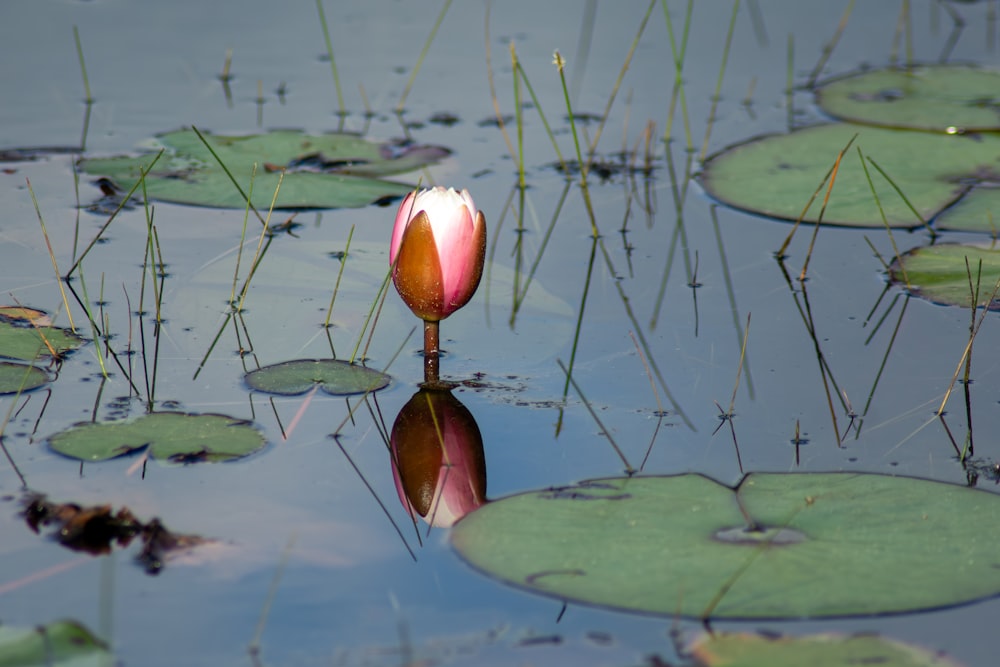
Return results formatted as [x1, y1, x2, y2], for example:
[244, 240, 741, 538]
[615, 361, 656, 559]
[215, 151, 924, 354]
[390, 186, 487, 385]
[389, 186, 487, 323]
[390, 388, 486, 527]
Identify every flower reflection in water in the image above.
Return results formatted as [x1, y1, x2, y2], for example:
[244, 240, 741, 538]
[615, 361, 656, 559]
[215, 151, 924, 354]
[390, 387, 486, 527]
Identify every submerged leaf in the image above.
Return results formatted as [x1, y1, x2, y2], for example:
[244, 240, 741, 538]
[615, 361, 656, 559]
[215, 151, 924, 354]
[244, 358, 390, 396]
[452, 473, 1000, 619]
[48, 412, 267, 463]
[78, 129, 450, 210]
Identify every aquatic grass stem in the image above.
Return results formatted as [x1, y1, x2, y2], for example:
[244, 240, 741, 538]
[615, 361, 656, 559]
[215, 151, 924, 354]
[698, 0, 740, 164]
[857, 148, 909, 288]
[807, 0, 855, 87]
[558, 359, 634, 474]
[662, 0, 694, 150]
[191, 126, 267, 226]
[66, 151, 164, 278]
[27, 180, 75, 332]
[865, 157, 936, 238]
[73, 26, 93, 104]
[483, 2, 516, 162]
[584, 0, 657, 162]
[396, 0, 452, 113]
[315, 0, 346, 118]
[554, 50, 598, 238]
[324, 225, 355, 328]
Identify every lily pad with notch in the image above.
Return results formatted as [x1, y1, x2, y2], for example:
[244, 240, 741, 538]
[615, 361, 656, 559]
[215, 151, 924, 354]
[0, 620, 111, 667]
[816, 64, 1000, 133]
[889, 243, 1000, 309]
[699, 123, 1000, 229]
[452, 472, 1000, 619]
[78, 128, 450, 210]
[244, 358, 390, 396]
[48, 412, 267, 463]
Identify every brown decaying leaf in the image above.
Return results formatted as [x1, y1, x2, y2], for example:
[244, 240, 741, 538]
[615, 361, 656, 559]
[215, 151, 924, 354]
[20, 492, 210, 574]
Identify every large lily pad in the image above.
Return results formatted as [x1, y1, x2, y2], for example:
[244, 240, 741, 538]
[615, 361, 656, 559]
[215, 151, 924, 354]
[48, 412, 267, 463]
[0, 315, 85, 362]
[816, 65, 1000, 133]
[244, 359, 390, 396]
[0, 361, 51, 394]
[0, 620, 110, 667]
[699, 123, 1000, 229]
[78, 129, 450, 210]
[688, 631, 964, 667]
[452, 473, 1000, 619]
[889, 243, 1000, 309]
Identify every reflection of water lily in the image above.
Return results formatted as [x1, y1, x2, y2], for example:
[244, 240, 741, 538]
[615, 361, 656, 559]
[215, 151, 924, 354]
[389, 187, 487, 323]
[390, 388, 486, 527]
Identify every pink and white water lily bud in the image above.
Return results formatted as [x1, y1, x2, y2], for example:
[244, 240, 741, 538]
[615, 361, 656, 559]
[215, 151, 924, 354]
[389, 186, 487, 322]
[390, 388, 486, 527]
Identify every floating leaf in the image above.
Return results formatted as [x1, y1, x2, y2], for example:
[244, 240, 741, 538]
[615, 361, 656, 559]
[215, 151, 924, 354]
[688, 631, 964, 667]
[699, 123, 1000, 229]
[452, 473, 1000, 619]
[889, 243, 1000, 309]
[244, 359, 390, 396]
[0, 620, 110, 667]
[816, 65, 1000, 133]
[935, 188, 1000, 234]
[48, 412, 266, 463]
[0, 317, 85, 362]
[0, 361, 51, 394]
[78, 129, 450, 210]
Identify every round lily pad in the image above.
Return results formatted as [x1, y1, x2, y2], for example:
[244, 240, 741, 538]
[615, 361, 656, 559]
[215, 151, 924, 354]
[699, 123, 1000, 229]
[816, 65, 1000, 133]
[889, 243, 1000, 310]
[0, 619, 110, 667]
[0, 317, 85, 362]
[687, 631, 964, 667]
[451, 473, 1000, 619]
[48, 412, 267, 463]
[0, 361, 51, 394]
[244, 358, 390, 396]
[78, 128, 450, 210]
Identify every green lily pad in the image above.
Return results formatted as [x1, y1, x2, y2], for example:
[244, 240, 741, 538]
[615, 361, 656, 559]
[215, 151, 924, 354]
[451, 473, 1000, 619]
[699, 123, 1000, 229]
[688, 632, 964, 667]
[0, 361, 51, 394]
[48, 412, 267, 463]
[244, 359, 390, 396]
[0, 619, 110, 667]
[889, 243, 1000, 309]
[78, 128, 450, 210]
[935, 188, 1000, 234]
[0, 318, 85, 362]
[816, 65, 1000, 133]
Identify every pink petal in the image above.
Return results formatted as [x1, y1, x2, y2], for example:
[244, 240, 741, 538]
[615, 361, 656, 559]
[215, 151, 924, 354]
[389, 190, 418, 265]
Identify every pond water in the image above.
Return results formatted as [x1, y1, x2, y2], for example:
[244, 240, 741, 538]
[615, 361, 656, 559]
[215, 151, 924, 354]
[2, 1, 1000, 665]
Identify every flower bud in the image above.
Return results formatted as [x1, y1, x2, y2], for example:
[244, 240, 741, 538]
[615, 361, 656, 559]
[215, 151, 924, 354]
[390, 388, 486, 527]
[390, 187, 487, 322]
